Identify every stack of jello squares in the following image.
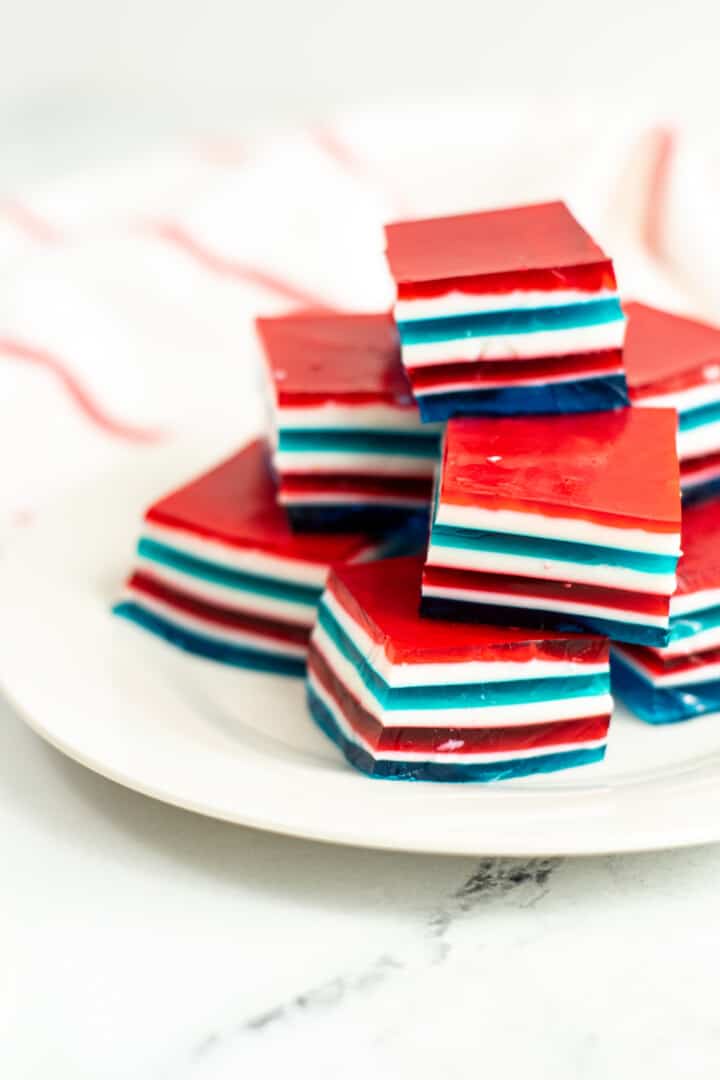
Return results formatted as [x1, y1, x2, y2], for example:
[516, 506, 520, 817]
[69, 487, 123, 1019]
[306, 200, 682, 782]
[114, 312, 438, 676]
[116, 197, 720, 784]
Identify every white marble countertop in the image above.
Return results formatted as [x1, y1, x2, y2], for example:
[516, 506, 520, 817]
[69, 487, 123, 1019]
[3, 683, 720, 1078]
[5, 3, 720, 1073]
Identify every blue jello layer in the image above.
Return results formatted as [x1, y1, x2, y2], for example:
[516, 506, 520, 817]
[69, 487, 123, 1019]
[430, 522, 676, 576]
[138, 537, 320, 606]
[420, 595, 670, 649]
[287, 504, 429, 534]
[278, 429, 440, 458]
[611, 653, 720, 724]
[114, 601, 306, 676]
[396, 298, 624, 345]
[308, 683, 606, 782]
[416, 375, 629, 422]
[683, 476, 720, 506]
[317, 602, 609, 711]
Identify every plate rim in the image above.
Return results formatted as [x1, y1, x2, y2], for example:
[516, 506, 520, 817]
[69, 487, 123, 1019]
[3, 450, 720, 858]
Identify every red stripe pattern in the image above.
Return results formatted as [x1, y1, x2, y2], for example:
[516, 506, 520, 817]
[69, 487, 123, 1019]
[128, 571, 311, 647]
[309, 643, 609, 755]
[423, 564, 670, 618]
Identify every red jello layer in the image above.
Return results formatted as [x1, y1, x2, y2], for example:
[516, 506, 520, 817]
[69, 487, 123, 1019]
[385, 201, 610, 284]
[146, 440, 376, 564]
[681, 452, 720, 483]
[407, 350, 623, 390]
[275, 389, 416, 409]
[396, 263, 617, 302]
[624, 302, 720, 392]
[258, 311, 415, 405]
[309, 644, 610, 755]
[327, 556, 609, 666]
[673, 497, 720, 597]
[422, 564, 670, 618]
[127, 571, 311, 646]
[279, 474, 433, 499]
[439, 411, 681, 534]
[618, 643, 720, 679]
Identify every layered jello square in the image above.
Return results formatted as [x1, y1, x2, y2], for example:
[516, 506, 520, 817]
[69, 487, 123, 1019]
[307, 555, 612, 781]
[385, 200, 628, 422]
[624, 301, 720, 501]
[114, 440, 400, 675]
[421, 410, 682, 647]
[612, 497, 720, 722]
[258, 311, 441, 530]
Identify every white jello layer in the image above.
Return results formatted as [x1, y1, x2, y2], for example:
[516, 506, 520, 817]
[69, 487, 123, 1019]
[421, 580, 668, 629]
[312, 625, 612, 729]
[653, 624, 720, 659]
[682, 460, 720, 490]
[123, 585, 307, 658]
[277, 403, 427, 430]
[671, 588, 720, 617]
[426, 543, 677, 596]
[394, 287, 618, 322]
[412, 361, 624, 397]
[143, 520, 335, 588]
[309, 672, 608, 764]
[639, 380, 720, 413]
[434, 504, 681, 556]
[678, 420, 720, 461]
[275, 450, 435, 477]
[614, 646, 720, 688]
[400, 320, 626, 367]
[279, 489, 428, 508]
[322, 588, 607, 688]
[134, 557, 318, 627]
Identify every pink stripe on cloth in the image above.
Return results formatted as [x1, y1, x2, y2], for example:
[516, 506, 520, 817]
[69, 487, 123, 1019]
[0, 200, 62, 243]
[0, 338, 165, 443]
[144, 220, 331, 308]
[642, 127, 676, 259]
[310, 126, 411, 217]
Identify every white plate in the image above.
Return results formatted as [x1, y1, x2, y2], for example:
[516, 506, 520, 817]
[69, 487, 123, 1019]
[2, 444, 720, 857]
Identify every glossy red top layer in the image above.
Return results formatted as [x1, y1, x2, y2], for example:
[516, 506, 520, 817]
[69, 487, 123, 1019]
[328, 556, 608, 666]
[146, 439, 376, 564]
[624, 302, 720, 393]
[439, 410, 681, 532]
[675, 497, 720, 597]
[384, 201, 609, 285]
[257, 311, 415, 407]
[395, 263, 617, 303]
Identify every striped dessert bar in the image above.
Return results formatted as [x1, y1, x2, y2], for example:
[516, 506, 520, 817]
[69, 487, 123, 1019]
[623, 302, 720, 502]
[384, 200, 628, 422]
[421, 410, 682, 647]
[612, 497, 720, 722]
[114, 440, 406, 675]
[258, 311, 441, 531]
[307, 556, 612, 781]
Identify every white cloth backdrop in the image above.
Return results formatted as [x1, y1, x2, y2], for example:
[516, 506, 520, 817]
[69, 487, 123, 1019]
[0, 102, 716, 534]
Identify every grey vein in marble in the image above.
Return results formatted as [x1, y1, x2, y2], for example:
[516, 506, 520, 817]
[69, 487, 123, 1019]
[187, 855, 561, 1067]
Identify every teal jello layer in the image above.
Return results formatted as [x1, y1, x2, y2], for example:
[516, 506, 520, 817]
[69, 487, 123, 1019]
[397, 298, 624, 345]
[679, 399, 720, 432]
[277, 428, 440, 458]
[666, 602, 720, 645]
[308, 684, 606, 782]
[316, 602, 609, 712]
[430, 522, 677, 576]
[137, 537, 321, 606]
